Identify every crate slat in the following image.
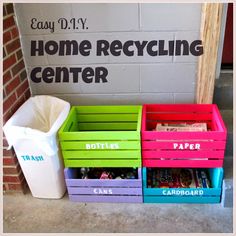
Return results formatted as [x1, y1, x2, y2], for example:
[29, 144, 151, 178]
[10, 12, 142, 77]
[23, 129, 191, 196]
[68, 187, 142, 195]
[142, 159, 223, 168]
[64, 159, 141, 168]
[146, 113, 213, 121]
[145, 104, 214, 113]
[78, 122, 137, 131]
[142, 150, 225, 158]
[142, 131, 226, 141]
[69, 195, 143, 203]
[142, 140, 226, 150]
[143, 196, 220, 203]
[66, 179, 142, 187]
[61, 141, 140, 150]
[212, 105, 227, 132]
[63, 150, 140, 159]
[75, 105, 141, 113]
[143, 188, 221, 196]
[60, 131, 140, 141]
[76, 114, 138, 122]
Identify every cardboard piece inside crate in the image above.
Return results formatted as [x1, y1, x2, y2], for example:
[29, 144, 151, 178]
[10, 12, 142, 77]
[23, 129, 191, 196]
[141, 104, 227, 168]
[59, 105, 142, 167]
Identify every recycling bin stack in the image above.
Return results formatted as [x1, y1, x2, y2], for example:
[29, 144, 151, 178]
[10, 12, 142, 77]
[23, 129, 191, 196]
[59, 105, 143, 203]
[141, 104, 227, 203]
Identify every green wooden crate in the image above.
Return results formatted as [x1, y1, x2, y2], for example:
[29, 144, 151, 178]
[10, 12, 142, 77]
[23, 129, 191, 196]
[58, 105, 142, 167]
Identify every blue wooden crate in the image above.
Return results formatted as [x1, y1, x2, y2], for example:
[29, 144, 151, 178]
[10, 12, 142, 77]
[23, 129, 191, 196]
[142, 167, 223, 203]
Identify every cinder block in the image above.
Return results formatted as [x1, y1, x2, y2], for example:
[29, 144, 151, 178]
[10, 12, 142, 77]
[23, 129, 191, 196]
[138, 93, 174, 103]
[140, 63, 196, 93]
[221, 179, 233, 208]
[71, 3, 139, 32]
[42, 32, 174, 65]
[173, 31, 201, 63]
[14, 4, 45, 35]
[44, 33, 110, 65]
[54, 94, 110, 105]
[78, 64, 140, 94]
[15, 3, 139, 34]
[106, 32, 174, 64]
[20, 35, 48, 66]
[28, 64, 140, 94]
[40, 4, 72, 34]
[112, 93, 173, 104]
[174, 93, 195, 103]
[140, 3, 201, 31]
[53, 93, 174, 105]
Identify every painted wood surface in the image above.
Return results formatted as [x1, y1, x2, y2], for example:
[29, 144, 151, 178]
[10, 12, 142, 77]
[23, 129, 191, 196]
[142, 167, 223, 203]
[65, 167, 143, 203]
[68, 187, 142, 195]
[59, 105, 142, 167]
[142, 160, 223, 168]
[141, 104, 227, 168]
[144, 196, 220, 203]
[69, 195, 143, 203]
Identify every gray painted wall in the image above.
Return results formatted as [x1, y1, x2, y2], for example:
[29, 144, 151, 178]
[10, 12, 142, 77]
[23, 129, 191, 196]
[15, 3, 202, 105]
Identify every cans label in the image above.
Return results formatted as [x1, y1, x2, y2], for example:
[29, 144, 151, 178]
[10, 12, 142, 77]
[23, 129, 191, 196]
[93, 188, 113, 194]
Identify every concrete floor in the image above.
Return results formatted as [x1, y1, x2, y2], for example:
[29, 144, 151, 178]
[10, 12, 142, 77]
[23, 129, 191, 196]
[3, 191, 233, 233]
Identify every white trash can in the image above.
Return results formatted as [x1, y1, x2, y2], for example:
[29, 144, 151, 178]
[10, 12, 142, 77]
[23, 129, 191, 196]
[3, 95, 70, 199]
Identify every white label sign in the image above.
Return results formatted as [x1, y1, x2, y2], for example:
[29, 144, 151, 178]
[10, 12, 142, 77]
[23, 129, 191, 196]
[86, 143, 119, 149]
[93, 188, 113, 195]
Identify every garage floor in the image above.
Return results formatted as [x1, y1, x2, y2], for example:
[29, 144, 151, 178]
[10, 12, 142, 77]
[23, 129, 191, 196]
[3, 190, 233, 233]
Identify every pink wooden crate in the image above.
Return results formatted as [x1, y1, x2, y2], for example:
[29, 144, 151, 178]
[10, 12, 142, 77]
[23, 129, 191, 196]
[141, 104, 227, 168]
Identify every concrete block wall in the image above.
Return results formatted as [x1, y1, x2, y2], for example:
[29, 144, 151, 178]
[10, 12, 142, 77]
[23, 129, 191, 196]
[15, 3, 202, 105]
[3, 3, 31, 193]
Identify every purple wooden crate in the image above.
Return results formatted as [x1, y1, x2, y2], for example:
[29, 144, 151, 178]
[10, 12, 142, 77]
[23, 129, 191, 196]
[64, 168, 143, 203]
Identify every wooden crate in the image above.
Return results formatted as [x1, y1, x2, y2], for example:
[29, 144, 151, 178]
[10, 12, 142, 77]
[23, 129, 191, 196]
[141, 104, 227, 168]
[59, 105, 142, 167]
[65, 168, 143, 203]
[143, 167, 223, 203]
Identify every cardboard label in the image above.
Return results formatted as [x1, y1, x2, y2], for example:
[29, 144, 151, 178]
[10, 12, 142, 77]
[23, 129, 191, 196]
[162, 189, 204, 196]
